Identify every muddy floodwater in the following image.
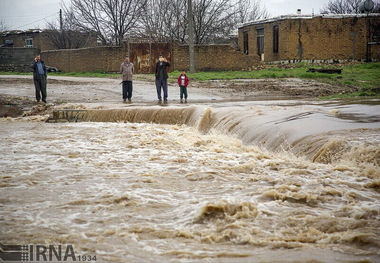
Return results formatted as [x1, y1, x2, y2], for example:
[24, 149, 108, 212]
[0, 76, 380, 262]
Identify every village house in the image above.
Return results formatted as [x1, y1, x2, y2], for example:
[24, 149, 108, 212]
[2, 14, 380, 73]
[0, 29, 99, 51]
[238, 13, 380, 63]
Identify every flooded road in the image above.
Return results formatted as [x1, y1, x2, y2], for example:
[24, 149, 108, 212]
[0, 76, 379, 262]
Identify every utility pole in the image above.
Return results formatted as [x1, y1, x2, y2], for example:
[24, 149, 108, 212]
[187, 0, 195, 73]
[59, 9, 63, 32]
[59, 8, 65, 48]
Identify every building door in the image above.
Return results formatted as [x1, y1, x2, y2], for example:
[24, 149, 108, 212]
[129, 42, 172, 74]
[273, 25, 279, 54]
[256, 28, 264, 60]
[243, 32, 249, 55]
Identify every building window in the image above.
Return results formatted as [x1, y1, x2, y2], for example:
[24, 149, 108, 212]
[273, 25, 279, 53]
[256, 28, 264, 56]
[4, 40, 14, 47]
[372, 23, 380, 42]
[243, 32, 249, 55]
[25, 38, 33, 48]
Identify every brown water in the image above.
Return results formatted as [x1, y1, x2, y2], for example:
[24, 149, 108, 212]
[53, 100, 380, 166]
[1, 100, 380, 263]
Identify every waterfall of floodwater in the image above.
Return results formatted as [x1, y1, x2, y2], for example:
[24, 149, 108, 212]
[54, 104, 380, 166]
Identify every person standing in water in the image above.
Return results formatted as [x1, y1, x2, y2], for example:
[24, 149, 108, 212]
[177, 71, 189, 103]
[120, 56, 134, 103]
[155, 55, 170, 103]
[31, 55, 47, 103]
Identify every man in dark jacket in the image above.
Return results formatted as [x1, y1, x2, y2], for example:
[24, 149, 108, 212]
[155, 55, 170, 102]
[31, 55, 47, 103]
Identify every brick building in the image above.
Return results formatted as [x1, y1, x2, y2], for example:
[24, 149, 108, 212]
[4, 14, 380, 73]
[0, 29, 98, 51]
[238, 14, 380, 63]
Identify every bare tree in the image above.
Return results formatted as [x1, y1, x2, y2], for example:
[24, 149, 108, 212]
[165, 0, 188, 42]
[138, 0, 187, 42]
[45, 7, 96, 49]
[233, 0, 269, 24]
[69, 0, 147, 45]
[191, 0, 235, 44]
[0, 19, 8, 32]
[321, 0, 380, 14]
[138, 0, 268, 44]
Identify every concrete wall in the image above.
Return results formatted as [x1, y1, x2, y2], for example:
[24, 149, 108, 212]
[238, 16, 380, 62]
[0, 47, 40, 72]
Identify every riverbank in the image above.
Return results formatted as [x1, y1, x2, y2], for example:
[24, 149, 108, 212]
[1, 62, 379, 99]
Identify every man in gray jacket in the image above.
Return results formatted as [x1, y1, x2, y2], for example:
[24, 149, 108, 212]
[31, 55, 47, 103]
[120, 56, 134, 103]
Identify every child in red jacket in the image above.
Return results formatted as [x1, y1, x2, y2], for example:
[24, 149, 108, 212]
[177, 71, 189, 103]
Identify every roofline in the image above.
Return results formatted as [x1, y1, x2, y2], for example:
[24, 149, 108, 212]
[238, 13, 380, 29]
[0, 29, 43, 36]
[1, 29, 99, 37]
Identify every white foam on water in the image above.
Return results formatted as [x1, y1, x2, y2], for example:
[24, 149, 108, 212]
[0, 121, 379, 262]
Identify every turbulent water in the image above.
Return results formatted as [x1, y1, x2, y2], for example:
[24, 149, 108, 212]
[54, 100, 380, 166]
[1, 99, 380, 263]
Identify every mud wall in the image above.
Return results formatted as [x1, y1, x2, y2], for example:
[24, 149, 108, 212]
[172, 44, 258, 71]
[42, 46, 128, 72]
[41, 42, 258, 73]
[0, 47, 40, 72]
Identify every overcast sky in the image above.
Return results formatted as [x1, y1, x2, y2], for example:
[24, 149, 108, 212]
[0, 0, 331, 31]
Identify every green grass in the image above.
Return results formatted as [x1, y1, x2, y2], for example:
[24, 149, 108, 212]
[169, 63, 380, 86]
[320, 90, 380, 100]
[50, 71, 120, 78]
[0, 71, 32, 76]
[2, 62, 380, 98]
[52, 71, 154, 81]
[169, 63, 380, 98]
[168, 67, 342, 81]
[0, 71, 155, 81]
[0, 71, 120, 78]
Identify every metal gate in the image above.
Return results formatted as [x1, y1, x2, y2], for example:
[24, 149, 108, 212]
[129, 42, 172, 74]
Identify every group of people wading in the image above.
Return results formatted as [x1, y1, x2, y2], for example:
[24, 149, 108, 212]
[32, 55, 189, 104]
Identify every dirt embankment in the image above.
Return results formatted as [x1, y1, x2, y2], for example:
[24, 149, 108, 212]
[0, 95, 52, 118]
[0, 75, 359, 118]
[198, 78, 358, 98]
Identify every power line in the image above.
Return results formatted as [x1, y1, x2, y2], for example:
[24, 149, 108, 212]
[13, 12, 58, 30]
[1, 14, 53, 18]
